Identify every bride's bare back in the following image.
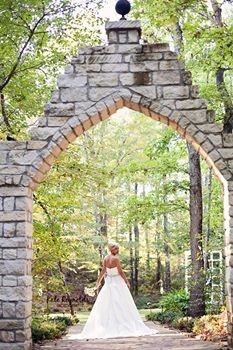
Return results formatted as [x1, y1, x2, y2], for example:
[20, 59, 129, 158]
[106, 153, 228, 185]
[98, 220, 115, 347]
[95, 245, 130, 289]
[104, 254, 118, 268]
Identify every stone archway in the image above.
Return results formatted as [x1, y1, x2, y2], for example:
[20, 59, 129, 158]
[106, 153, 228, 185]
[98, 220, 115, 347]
[0, 20, 233, 350]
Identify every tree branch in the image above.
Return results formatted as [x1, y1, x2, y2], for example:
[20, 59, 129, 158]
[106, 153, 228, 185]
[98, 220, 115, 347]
[0, 92, 13, 133]
[0, 12, 47, 91]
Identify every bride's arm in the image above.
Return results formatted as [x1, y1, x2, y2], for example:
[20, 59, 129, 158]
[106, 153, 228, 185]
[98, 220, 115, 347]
[95, 259, 106, 289]
[116, 258, 130, 288]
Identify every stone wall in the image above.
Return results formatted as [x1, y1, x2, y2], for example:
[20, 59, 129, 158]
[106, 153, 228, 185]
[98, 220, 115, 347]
[0, 20, 233, 349]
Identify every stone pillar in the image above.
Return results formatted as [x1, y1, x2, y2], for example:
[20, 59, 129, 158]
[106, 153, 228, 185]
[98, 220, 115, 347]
[0, 186, 33, 350]
[105, 20, 141, 44]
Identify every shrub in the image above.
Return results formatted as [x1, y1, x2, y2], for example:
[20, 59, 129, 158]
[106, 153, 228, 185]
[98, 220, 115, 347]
[135, 295, 159, 309]
[171, 316, 195, 332]
[146, 310, 183, 324]
[32, 318, 66, 342]
[159, 289, 189, 314]
[49, 314, 79, 326]
[193, 312, 227, 342]
[32, 314, 79, 343]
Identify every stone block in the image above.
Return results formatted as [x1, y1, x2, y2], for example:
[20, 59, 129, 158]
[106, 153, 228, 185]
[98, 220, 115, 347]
[0, 319, 25, 329]
[16, 301, 32, 318]
[75, 101, 95, 114]
[207, 109, 216, 122]
[0, 260, 27, 276]
[108, 30, 117, 43]
[47, 116, 70, 127]
[153, 71, 180, 85]
[127, 53, 163, 62]
[0, 237, 29, 249]
[3, 250, 17, 261]
[86, 54, 122, 64]
[3, 223, 16, 238]
[129, 61, 159, 72]
[128, 29, 140, 43]
[201, 140, 214, 153]
[0, 141, 27, 151]
[101, 63, 128, 72]
[16, 328, 31, 342]
[129, 86, 156, 100]
[0, 166, 25, 177]
[159, 60, 182, 70]
[120, 72, 152, 86]
[181, 70, 192, 85]
[60, 87, 87, 102]
[89, 73, 119, 87]
[0, 152, 7, 164]
[180, 109, 208, 123]
[75, 63, 101, 73]
[44, 102, 75, 117]
[163, 86, 189, 99]
[18, 276, 32, 287]
[175, 99, 206, 110]
[142, 43, 170, 52]
[15, 222, 32, 238]
[15, 197, 32, 212]
[29, 126, 58, 141]
[50, 89, 60, 103]
[208, 149, 221, 163]
[190, 85, 199, 98]
[0, 286, 31, 301]
[3, 197, 14, 211]
[88, 88, 117, 101]
[163, 51, 178, 60]
[64, 64, 74, 74]
[223, 134, 233, 148]
[71, 54, 85, 63]
[218, 148, 233, 159]
[207, 134, 223, 147]
[2, 303, 16, 318]
[108, 44, 141, 55]
[0, 330, 15, 342]
[57, 74, 87, 88]
[0, 187, 30, 197]
[26, 141, 48, 150]
[104, 96, 117, 115]
[0, 211, 27, 222]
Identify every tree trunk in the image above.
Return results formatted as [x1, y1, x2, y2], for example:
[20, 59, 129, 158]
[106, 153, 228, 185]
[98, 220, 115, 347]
[163, 211, 171, 292]
[163, 175, 171, 293]
[187, 143, 205, 317]
[145, 228, 150, 270]
[216, 68, 233, 132]
[134, 182, 139, 296]
[208, 1, 233, 131]
[129, 226, 134, 294]
[204, 168, 212, 271]
[58, 261, 74, 315]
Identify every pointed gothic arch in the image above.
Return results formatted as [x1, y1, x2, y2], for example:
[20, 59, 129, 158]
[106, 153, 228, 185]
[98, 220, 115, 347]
[0, 20, 233, 349]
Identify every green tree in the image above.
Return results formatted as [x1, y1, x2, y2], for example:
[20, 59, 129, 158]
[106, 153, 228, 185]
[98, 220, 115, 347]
[0, 0, 103, 137]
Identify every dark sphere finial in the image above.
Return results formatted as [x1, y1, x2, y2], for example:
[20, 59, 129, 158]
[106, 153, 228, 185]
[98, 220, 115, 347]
[115, 0, 131, 20]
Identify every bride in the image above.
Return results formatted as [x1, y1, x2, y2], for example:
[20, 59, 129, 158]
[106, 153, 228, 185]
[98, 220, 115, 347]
[77, 242, 157, 339]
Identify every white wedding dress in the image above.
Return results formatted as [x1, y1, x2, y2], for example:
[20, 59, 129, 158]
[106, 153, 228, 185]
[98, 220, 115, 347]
[77, 266, 157, 339]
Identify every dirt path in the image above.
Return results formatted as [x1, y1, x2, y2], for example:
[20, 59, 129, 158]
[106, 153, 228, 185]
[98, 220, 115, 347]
[33, 321, 228, 350]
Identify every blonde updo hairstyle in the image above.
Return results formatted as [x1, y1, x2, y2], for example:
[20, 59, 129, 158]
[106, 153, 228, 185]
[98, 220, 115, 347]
[108, 242, 119, 252]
